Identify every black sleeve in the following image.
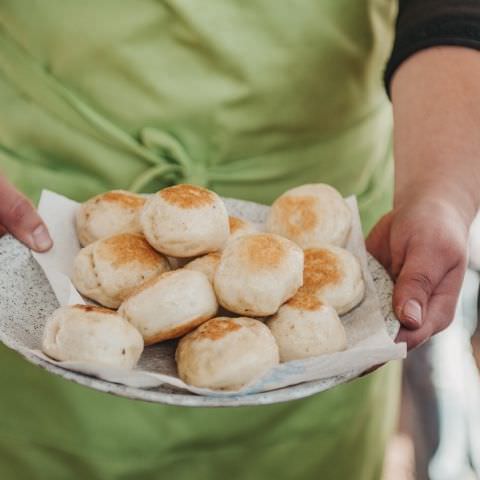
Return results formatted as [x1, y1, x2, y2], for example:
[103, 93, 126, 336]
[385, 0, 480, 95]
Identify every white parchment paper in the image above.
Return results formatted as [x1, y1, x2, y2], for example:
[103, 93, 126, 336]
[30, 190, 406, 396]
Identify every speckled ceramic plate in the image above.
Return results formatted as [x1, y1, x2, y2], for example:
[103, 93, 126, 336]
[0, 233, 398, 407]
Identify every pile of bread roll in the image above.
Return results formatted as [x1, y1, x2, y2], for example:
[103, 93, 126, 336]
[42, 184, 365, 391]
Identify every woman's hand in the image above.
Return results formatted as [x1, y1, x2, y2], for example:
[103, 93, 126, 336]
[368, 46, 480, 349]
[0, 175, 52, 252]
[367, 193, 468, 350]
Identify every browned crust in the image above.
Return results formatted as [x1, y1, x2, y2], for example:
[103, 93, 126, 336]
[286, 288, 323, 311]
[187, 317, 242, 341]
[143, 314, 213, 345]
[159, 184, 214, 209]
[97, 191, 146, 209]
[274, 195, 317, 236]
[228, 216, 247, 234]
[98, 233, 168, 268]
[240, 234, 285, 269]
[303, 248, 341, 290]
[71, 304, 117, 315]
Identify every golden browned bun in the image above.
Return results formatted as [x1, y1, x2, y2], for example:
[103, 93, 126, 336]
[176, 317, 279, 390]
[72, 233, 170, 308]
[266, 291, 347, 361]
[76, 190, 146, 246]
[300, 246, 365, 314]
[266, 183, 352, 248]
[213, 233, 304, 316]
[42, 305, 144, 369]
[140, 184, 229, 257]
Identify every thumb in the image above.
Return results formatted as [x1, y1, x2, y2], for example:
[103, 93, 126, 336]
[0, 176, 52, 252]
[392, 242, 450, 330]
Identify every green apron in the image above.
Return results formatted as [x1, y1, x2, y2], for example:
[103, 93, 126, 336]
[0, 2, 400, 479]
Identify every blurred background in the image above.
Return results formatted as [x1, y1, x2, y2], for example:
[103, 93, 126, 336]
[382, 213, 480, 480]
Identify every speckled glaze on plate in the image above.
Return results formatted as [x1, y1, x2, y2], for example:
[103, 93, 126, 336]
[0, 232, 398, 408]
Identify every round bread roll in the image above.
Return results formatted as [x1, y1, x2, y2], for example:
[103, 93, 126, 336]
[42, 305, 144, 369]
[266, 292, 347, 362]
[76, 190, 146, 247]
[184, 252, 221, 283]
[176, 317, 279, 390]
[118, 269, 218, 345]
[266, 183, 352, 248]
[140, 184, 229, 257]
[72, 233, 170, 309]
[302, 246, 365, 315]
[214, 233, 304, 316]
[227, 216, 258, 244]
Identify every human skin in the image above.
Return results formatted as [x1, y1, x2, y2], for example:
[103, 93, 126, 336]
[367, 46, 480, 350]
[0, 175, 52, 252]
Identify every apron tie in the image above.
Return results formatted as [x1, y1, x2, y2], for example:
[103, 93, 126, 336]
[129, 127, 208, 192]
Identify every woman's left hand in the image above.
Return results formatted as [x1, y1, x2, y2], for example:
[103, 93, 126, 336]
[367, 192, 469, 350]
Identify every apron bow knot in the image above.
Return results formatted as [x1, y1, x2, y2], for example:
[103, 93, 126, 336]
[129, 127, 208, 192]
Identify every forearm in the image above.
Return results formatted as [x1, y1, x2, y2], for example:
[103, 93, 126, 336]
[391, 46, 480, 226]
[368, 3, 480, 348]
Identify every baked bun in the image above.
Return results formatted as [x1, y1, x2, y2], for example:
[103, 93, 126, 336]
[266, 292, 347, 362]
[76, 190, 146, 247]
[214, 233, 304, 316]
[118, 269, 217, 345]
[227, 216, 258, 244]
[42, 305, 143, 369]
[141, 184, 229, 257]
[184, 252, 221, 283]
[72, 233, 170, 308]
[176, 317, 279, 390]
[301, 246, 365, 314]
[266, 183, 352, 248]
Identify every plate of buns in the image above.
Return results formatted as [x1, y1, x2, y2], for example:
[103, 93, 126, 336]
[0, 184, 404, 406]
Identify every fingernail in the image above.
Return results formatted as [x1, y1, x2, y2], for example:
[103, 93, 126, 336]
[402, 299, 422, 329]
[31, 225, 52, 251]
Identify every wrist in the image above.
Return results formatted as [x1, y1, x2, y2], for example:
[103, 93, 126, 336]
[394, 178, 479, 228]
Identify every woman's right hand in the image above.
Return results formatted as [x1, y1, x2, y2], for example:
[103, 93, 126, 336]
[0, 176, 52, 252]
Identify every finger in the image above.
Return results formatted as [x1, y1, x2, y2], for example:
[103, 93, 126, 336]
[393, 238, 464, 330]
[366, 213, 393, 273]
[0, 176, 52, 252]
[396, 320, 434, 350]
[396, 264, 465, 349]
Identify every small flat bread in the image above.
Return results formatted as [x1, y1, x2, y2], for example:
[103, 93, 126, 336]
[42, 305, 144, 369]
[118, 269, 218, 345]
[176, 317, 279, 390]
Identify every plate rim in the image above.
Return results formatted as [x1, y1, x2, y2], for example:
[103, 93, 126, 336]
[0, 237, 398, 407]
